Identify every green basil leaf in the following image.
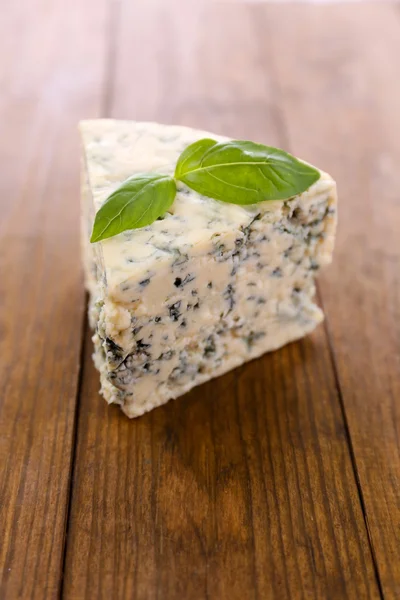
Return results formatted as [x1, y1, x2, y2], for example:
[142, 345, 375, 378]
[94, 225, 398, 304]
[174, 138, 218, 178]
[175, 138, 320, 205]
[90, 173, 176, 243]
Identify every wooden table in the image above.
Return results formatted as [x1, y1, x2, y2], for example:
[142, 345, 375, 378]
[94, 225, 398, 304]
[1, 1, 399, 598]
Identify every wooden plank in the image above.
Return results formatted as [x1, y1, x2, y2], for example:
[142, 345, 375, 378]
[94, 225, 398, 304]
[65, 337, 380, 599]
[63, 1, 380, 598]
[0, 0, 108, 597]
[264, 3, 400, 596]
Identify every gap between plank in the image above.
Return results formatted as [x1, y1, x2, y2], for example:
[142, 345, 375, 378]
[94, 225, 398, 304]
[317, 287, 385, 600]
[254, 4, 385, 590]
[58, 1, 122, 596]
[58, 310, 88, 599]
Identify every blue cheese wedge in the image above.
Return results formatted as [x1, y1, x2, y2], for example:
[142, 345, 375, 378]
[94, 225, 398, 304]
[80, 119, 337, 418]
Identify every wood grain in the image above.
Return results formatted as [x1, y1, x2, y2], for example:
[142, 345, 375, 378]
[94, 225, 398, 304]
[264, 3, 400, 597]
[0, 0, 108, 597]
[64, 337, 379, 600]
[63, 1, 381, 598]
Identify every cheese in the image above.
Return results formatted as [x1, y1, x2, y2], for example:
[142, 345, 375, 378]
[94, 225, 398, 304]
[80, 120, 337, 418]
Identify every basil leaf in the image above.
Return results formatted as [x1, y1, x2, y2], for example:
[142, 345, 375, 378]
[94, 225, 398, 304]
[174, 138, 218, 178]
[90, 173, 176, 243]
[175, 139, 320, 205]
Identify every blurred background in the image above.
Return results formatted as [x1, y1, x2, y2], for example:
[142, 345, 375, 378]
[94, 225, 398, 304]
[3, 0, 398, 295]
[1, 1, 400, 598]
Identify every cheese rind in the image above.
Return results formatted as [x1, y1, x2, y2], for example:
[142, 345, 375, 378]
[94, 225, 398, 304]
[81, 120, 337, 418]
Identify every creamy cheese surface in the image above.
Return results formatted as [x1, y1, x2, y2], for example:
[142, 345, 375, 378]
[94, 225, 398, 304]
[80, 119, 337, 418]
[80, 120, 334, 302]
